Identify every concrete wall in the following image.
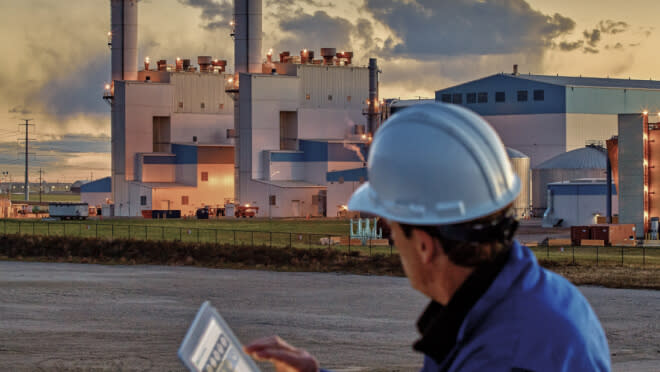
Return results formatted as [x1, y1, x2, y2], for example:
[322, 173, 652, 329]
[618, 114, 645, 237]
[327, 182, 361, 217]
[553, 192, 619, 227]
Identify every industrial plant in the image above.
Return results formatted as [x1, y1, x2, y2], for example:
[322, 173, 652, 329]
[88, 0, 660, 242]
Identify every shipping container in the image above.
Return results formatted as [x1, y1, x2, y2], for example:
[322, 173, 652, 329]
[589, 224, 636, 246]
[49, 203, 89, 220]
[571, 226, 591, 246]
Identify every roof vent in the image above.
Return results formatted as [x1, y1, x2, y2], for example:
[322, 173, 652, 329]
[512, 64, 519, 76]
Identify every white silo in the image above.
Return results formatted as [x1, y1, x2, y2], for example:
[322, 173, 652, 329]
[110, 0, 138, 82]
[532, 146, 607, 215]
[507, 148, 531, 219]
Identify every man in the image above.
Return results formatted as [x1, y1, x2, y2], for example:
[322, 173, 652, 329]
[245, 104, 611, 371]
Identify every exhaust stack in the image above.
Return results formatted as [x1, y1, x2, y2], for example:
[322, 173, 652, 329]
[110, 0, 138, 82]
[234, 0, 263, 74]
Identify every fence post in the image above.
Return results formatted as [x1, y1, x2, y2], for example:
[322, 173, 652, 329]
[596, 246, 599, 266]
[96, 224, 98, 239]
[33, 221, 35, 235]
[546, 243, 549, 259]
[197, 228, 200, 243]
[348, 236, 351, 254]
[215, 229, 218, 244]
[270, 232, 272, 249]
[111, 224, 114, 240]
[572, 245, 575, 265]
[621, 245, 624, 266]
[643, 245, 646, 266]
[145, 226, 148, 240]
[18, 221, 21, 235]
[79, 223, 82, 236]
[162, 226, 165, 241]
[128, 225, 131, 239]
[251, 231, 254, 247]
[369, 238, 372, 256]
[308, 234, 311, 249]
[289, 232, 292, 249]
[48, 223, 50, 236]
[179, 228, 182, 242]
[63, 223, 65, 236]
[234, 230, 237, 248]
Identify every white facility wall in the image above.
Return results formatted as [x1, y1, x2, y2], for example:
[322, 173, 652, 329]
[298, 109, 365, 139]
[128, 182, 154, 217]
[175, 163, 198, 186]
[248, 76, 301, 180]
[327, 161, 366, 172]
[124, 83, 173, 181]
[298, 65, 369, 111]
[304, 162, 329, 185]
[532, 168, 606, 212]
[565, 114, 618, 151]
[171, 113, 234, 145]
[269, 162, 305, 181]
[81, 192, 112, 208]
[554, 193, 619, 227]
[327, 182, 361, 217]
[142, 164, 176, 183]
[113, 176, 131, 216]
[483, 114, 566, 168]
[270, 186, 326, 218]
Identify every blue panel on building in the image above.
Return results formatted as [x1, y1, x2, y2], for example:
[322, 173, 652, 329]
[172, 144, 198, 164]
[549, 183, 617, 196]
[271, 152, 305, 162]
[326, 168, 368, 182]
[143, 156, 176, 165]
[300, 140, 328, 162]
[435, 74, 566, 116]
[81, 177, 111, 193]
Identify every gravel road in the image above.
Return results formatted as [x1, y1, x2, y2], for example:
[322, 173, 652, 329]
[1, 261, 658, 372]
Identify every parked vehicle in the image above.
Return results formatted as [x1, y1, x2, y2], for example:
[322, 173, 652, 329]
[49, 203, 89, 220]
[235, 205, 259, 218]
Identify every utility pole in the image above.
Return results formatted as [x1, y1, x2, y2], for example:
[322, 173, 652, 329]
[39, 168, 43, 203]
[19, 119, 35, 201]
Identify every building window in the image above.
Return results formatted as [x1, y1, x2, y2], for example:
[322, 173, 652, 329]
[140, 196, 147, 206]
[269, 195, 276, 206]
[178, 102, 184, 109]
[441, 94, 452, 103]
[495, 92, 506, 103]
[305, 94, 310, 100]
[517, 90, 528, 102]
[338, 177, 344, 184]
[328, 94, 333, 101]
[200, 102, 205, 109]
[182, 196, 189, 205]
[478, 92, 488, 103]
[452, 93, 463, 104]
[466, 93, 476, 104]
[346, 95, 351, 102]
[201, 172, 208, 182]
[534, 89, 545, 101]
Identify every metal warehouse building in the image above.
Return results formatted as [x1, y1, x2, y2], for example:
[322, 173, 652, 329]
[436, 68, 660, 168]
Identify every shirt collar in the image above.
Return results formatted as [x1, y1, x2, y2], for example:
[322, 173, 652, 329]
[413, 246, 511, 365]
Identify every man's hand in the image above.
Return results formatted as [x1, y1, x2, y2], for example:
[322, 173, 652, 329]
[244, 336, 319, 372]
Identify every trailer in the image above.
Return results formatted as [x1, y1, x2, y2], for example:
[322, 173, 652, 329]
[48, 203, 89, 220]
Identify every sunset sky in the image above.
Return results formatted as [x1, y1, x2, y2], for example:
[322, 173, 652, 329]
[0, 0, 657, 182]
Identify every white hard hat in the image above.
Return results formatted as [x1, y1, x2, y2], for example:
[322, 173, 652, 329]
[348, 103, 520, 225]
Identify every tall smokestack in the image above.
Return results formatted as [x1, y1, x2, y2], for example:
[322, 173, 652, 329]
[234, 0, 263, 74]
[110, 0, 138, 82]
[367, 58, 379, 135]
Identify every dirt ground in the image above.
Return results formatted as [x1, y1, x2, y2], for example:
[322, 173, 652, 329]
[0, 261, 658, 372]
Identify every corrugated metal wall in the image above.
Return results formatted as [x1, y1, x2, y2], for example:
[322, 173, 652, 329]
[171, 73, 233, 114]
[618, 114, 645, 237]
[532, 168, 605, 213]
[298, 65, 369, 109]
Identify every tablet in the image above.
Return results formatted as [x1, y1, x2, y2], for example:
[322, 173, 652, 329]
[178, 301, 261, 372]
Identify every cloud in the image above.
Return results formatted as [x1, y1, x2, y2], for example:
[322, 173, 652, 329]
[583, 29, 601, 47]
[177, 0, 232, 29]
[558, 40, 584, 51]
[599, 20, 629, 34]
[363, 0, 575, 59]
[583, 47, 599, 54]
[275, 10, 354, 52]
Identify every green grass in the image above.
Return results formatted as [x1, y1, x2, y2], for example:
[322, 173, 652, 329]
[9, 193, 80, 202]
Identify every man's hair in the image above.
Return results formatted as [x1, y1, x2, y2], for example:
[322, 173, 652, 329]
[398, 206, 518, 267]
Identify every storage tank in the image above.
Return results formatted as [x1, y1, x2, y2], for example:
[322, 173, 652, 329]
[532, 146, 607, 216]
[507, 148, 530, 219]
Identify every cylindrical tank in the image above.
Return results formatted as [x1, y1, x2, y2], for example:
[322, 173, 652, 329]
[234, 0, 263, 74]
[110, 0, 138, 82]
[532, 146, 607, 215]
[507, 148, 531, 219]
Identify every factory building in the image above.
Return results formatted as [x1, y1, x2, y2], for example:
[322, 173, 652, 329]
[435, 68, 660, 168]
[80, 177, 112, 207]
[543, 179, 618, 228]
[106, 0, 375, 217]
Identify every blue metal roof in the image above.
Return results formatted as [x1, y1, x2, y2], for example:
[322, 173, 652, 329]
[80, 177, 111, 193]
[513, 74, 660, 90]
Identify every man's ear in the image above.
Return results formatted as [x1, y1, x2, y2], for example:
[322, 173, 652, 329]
[412, 229, 438, 264]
